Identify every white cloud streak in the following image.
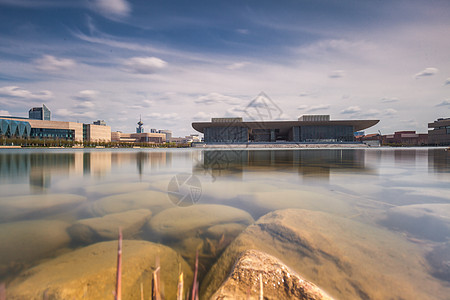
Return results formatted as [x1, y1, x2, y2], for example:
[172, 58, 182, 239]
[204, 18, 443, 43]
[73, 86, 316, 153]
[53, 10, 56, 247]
[414, 67, 439, 79]
[34, 55, 75, 72]
[122, 57, 167, 74]
[90, 0, 131, 19]
[0, 86, 53, 100]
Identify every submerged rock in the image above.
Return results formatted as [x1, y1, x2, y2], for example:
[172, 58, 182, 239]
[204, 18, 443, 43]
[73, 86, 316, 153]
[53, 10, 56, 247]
[380, 203, 450, 242]
[0, 194, 86, 222]
[426, 242, 450, 282]
[68, 209, 152, 244]
[85, 190, 171, 217]
[146, 204, 254, 240]
[7, 240, 192, 300]
[0, 220, 70, 278]
[202, 209, 449, 300]
[205, 223, 247, 240]
[211, 249, 333, 300]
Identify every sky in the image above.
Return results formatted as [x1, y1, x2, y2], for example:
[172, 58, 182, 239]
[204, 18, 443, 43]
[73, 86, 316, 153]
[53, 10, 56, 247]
[0, 0, 449, 136]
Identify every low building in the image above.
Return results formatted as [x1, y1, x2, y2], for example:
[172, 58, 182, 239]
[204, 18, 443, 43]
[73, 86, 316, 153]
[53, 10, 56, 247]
[428, 118, 450, 146]
[381, 131, 428, 146]
[111, 132, 165, 144]
[192, 115, 379, 143]
[83, 123, 112, 142]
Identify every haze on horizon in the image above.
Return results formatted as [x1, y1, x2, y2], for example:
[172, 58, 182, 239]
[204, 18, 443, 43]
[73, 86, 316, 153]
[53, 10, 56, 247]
[0, 0, 449, 136]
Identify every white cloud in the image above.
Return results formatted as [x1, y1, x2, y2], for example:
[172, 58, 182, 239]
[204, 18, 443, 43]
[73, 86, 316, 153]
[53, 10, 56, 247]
[329, 70, 345, 78]
[194, 93, 242, 105]
[227, 62, 249, 70]
[436, 100, 450, 107]
[91, 0, 131, 19]
[0, 86, 53, 99]
[34, 55, 75, 72]
[192, 111, 217, 121]
[414, 67, 439, 79]
[74, 90, 99, 101]
[297, 104, 308, 110]
[340, 106, 361, 114]
[122, 57, 167, 74]
[147, 112, 179, 120]
[0, 110, 11, 116]
[381, 97, 399, 103]
[384, 108, 398, 116]
[236, 29, 249, 35]
[445, 78, 450, 85]
[74, 101, 95, 109]
[55, 108, 96, 119]
[307, 104, 330, 112]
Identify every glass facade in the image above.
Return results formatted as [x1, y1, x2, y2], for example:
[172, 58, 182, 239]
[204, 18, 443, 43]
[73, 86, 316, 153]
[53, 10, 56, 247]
[28, 104, 51, 120]
[0, 119, 31, 138]
[293, 125, 355, 142]
[30, 128, 75, 140]
[204, 127, 248, 143]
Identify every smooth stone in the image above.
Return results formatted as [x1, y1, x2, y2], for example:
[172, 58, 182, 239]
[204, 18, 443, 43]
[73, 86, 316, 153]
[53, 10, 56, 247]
[202, 209, 449, 300]
[381, 203, 450, 241]
[7, 240, 193, 300]
[426, 242, 450, 282]
[239, 189, 353, 219]
[0, 194, 86, 222]
[0, 220, 71, 278]
[147, 204, 254, 240]
[68, 209, 152, 244]
[86, 190, 171, 217]
[84, 182, 151, 197]
[211, 249, 333, 300]
[206, 223, 247, 240]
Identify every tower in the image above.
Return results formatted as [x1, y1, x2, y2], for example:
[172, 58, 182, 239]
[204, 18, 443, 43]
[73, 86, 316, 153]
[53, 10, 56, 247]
[136, 116, 144, 133]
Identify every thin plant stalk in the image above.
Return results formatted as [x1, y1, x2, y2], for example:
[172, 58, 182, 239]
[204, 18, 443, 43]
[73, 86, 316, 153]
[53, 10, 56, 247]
[259, 273, 263, 300]
[191, 250, 199, 300]
[0, 282, 6, 300]
[115, 227, 123, 300]
[177, 272, 184, 300]
[140, 282, 144, 300]
[152, 265, 161, 300]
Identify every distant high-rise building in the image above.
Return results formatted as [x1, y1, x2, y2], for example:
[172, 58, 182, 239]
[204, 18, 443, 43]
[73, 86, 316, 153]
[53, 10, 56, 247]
[93, 120, 106, 126]
[136, 117, 144, 133]
[158, 129, 172, 142]
[150, 128, 157, 133]
[29, 104, 51, 120]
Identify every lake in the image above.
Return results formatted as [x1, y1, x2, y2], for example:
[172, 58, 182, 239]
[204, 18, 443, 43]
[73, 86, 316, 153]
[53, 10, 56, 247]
[0, 148, 449, 299]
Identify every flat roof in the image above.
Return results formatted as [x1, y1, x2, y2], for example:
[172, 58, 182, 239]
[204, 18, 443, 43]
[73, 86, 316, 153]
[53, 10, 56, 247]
[192, 119, 380, 134]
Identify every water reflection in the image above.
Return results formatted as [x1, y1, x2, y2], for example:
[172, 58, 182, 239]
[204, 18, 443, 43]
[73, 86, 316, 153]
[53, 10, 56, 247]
[194, 149, 369, 181]
[0, 151, 173, 188]
[428, 149, 450, 174]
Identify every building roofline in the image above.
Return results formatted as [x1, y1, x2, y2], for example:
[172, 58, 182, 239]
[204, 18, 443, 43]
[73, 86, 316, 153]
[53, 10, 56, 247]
[192, 119, 380, 133]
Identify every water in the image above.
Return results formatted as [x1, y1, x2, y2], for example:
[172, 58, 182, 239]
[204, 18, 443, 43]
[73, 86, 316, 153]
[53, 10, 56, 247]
[0, 148, 449, 298]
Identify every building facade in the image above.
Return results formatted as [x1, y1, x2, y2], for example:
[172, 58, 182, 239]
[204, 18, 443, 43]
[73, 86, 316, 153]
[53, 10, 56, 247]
[428, 118, 450, 145]
[29, 104, 51, 121]
[111, 132, 166, 144]
[0, 116, 111, 143]
[192, 116, 379, 143]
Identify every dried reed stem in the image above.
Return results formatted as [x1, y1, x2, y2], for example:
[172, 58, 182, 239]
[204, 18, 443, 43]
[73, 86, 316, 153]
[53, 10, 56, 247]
[115, 227, 123, 300]
[140, 282, 144, 300]
[152, 264, 161, 300]
[191, 249, 199, 300]
[0, 282, 6, 300]
[259, 273, 263, 300]
[177, 272, 184, 300]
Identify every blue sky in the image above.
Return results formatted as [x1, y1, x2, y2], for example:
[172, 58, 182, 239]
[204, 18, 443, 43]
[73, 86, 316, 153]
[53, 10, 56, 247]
[0, 0, 449, 136]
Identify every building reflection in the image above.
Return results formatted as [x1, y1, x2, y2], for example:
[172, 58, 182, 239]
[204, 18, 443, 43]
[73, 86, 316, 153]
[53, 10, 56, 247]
[194, 149, 368, 181]
[428, 148, 450, 174]
[0, 151, 172, 189]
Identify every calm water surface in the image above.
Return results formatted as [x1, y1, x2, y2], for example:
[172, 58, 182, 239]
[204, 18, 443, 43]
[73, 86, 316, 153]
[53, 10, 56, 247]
[0, 148, 449, 298]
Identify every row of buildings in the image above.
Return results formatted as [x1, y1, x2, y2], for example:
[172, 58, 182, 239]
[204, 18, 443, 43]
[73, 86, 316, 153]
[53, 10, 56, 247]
[355, 118, 450, 146]
[1, 104, 449, 146]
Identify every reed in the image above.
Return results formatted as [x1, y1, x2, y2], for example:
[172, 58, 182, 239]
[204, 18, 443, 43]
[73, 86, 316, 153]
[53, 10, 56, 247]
[191, 249, 199, 300]
[0, 282, 6, 300]
[115, 228, 123, 300]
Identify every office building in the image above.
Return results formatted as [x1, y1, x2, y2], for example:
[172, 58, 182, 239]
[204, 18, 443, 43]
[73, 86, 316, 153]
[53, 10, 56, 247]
[192, 115, 379, 143]
[428, 118, 450, 145]
[29, 104, 51, 121]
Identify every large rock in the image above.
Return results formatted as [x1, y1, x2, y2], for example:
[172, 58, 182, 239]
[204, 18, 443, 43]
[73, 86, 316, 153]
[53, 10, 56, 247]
[68, 209, 152, 244]
[201, 209, 449, 300]
[380, 203, 450, 241]
[426, 242, 450, 282]
[85, 190, 171, 217]
[0, 220, 71, 278]
[146, 204, 254, 241]
[211, 249, 333, 300]
[0, 194, 86, 222]
[7, 240, 193, 300]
